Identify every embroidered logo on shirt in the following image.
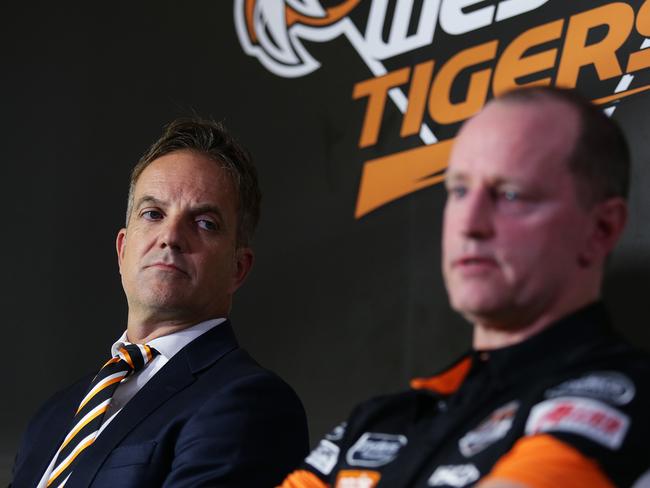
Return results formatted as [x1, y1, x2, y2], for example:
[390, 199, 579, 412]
[428, 464, 481, 487]
[458, 401, 519, 457]
[325, 421, 348, 441]
[525, 396, 630, 450]
[335, 469, 381, 488]
[306, 439, 340, 475]
[545, 372, 636, 406]
[346, 432, 407, 467]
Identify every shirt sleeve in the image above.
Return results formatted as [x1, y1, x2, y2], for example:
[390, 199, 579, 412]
[489, 367, 650, 487]
[482, 434, 615, 488]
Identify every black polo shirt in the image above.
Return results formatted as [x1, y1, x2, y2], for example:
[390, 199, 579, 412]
[290, 302, 650, 487]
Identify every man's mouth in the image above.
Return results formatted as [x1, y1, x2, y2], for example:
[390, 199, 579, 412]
[147, 262, 189, 276]
[453, 256, 498, 272]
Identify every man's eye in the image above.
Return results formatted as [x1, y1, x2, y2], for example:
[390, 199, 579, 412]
[142, 210, 163, 220]
[197, 219, 217, 231]
[499, 189, 519, 202]
[447, 186, 467, 199]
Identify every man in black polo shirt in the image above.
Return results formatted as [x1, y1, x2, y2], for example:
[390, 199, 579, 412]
[280, 87, 650, 487]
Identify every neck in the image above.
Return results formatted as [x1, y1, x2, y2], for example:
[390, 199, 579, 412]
[125, 309, 227, 344]
[126, 320, 196, 344]
[471, 294, 599, 350]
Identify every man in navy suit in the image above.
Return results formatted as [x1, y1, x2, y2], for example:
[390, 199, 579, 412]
[12, 118, 309, 487]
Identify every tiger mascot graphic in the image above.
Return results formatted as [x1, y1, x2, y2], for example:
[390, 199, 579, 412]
[235, 0, 361, 77]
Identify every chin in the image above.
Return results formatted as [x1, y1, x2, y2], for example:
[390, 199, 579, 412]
[451, 293, 508, 321]
[140, 289, 189, 309]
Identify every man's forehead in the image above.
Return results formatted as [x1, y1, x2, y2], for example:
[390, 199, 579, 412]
[448, 98, 579, 177]
[135, 152, 234, 196]
[134, 150, 236, 205]
[462, 97, 578, 142]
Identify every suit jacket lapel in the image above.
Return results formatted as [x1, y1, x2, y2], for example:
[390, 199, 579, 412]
[67, 321, 239, 487]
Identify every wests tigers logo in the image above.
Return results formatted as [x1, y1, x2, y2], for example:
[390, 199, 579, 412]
[235, 1, 650, 218]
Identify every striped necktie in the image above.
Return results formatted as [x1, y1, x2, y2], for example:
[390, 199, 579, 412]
[46, 343, 158, 487]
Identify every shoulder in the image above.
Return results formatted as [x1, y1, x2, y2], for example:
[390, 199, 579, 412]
[178, 323, 305, 407]
[518, 342, 650, 485]
[197, 346, 304, 402]
[182, 346, 308, 439]
[168, 348, 309, 481]
[324, 388, 430, 449]
[536, 335, 650, 408]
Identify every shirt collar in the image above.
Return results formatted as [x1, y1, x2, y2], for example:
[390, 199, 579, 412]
[111, 318, 227, 360]
[412, 301, 613, 394]
[475, 301, 613, 387]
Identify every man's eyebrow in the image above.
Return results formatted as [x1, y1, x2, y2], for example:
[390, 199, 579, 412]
[444, 172, 468, 184]
[192, 204, 225, 222]
[135, 195, 166, 210]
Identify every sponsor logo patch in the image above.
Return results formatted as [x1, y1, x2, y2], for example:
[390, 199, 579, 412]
[526, 396, 630, 450]
[335, 469, 381, 488]
[346, 432, 407, 467]
[545, 372, 636, 405]
[459, 401, 519, 457]
[428, 464, 481, 487]
[306, 439, 340, 475]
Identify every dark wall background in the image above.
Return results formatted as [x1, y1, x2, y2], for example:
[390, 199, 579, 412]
[4, 0, 650, 482]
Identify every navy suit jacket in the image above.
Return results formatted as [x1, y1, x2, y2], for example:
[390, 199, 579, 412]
[12, 322, 309, 487]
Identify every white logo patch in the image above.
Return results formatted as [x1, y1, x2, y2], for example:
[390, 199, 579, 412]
[545, 372, 636, 405]
[306, 439, 340, 475]
[458, 401, 519, 457]
[428, 464, 480, 487]
[526, 396, 630, 450]
[346, 432, 407, 467]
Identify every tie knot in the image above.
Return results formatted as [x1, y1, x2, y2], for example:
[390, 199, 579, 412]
[116, 343, 159, 373]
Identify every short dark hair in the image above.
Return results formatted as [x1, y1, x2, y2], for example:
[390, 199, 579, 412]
[126, 117, 261, 246]
[496, 86, 630, 206]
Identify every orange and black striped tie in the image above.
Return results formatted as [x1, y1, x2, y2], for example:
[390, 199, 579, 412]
[46, 343, 158, 487]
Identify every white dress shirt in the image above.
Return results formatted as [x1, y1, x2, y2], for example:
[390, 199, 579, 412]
[37, 318, 226, 488]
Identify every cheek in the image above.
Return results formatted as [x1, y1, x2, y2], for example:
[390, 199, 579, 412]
[497, 220, 581, 281]
[204, 250, 235, 276]
[441, 212, 457, 261]
[492, 223, 549, 276]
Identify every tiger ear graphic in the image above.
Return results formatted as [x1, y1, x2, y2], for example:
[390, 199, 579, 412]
[235, 0, 361, 78]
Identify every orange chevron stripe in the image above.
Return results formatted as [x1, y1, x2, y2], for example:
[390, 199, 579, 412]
[47, 436, 95, 485]
[144, 344, 153, 362]
[76, 374, 125, 413]
[100, 356, 120, 369]
[60, 404, 107, 451]
[119, 346, 135, 369]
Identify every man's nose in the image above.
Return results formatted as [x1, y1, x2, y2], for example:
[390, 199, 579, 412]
[159, 216, 188, 251]
[460, 188, 495, 239]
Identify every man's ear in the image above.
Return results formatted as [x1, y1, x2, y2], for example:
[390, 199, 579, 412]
[580, 197, 627, 267]
[116, 228, 127, 272]
[230, 247, 254, 293]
